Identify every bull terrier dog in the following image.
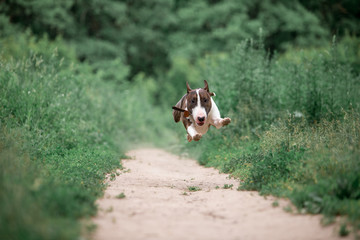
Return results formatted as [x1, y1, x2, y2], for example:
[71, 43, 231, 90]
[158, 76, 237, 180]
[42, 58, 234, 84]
[172, 80, 231, 142]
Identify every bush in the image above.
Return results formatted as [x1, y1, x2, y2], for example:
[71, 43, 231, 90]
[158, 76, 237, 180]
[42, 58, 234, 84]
[0, 32, 176, 240]
[189, 39, 360, 233]
[202, 38, 360, 136]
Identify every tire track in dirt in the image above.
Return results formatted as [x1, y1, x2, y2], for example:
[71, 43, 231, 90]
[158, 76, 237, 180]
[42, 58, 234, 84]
[92, 148, 346, 240]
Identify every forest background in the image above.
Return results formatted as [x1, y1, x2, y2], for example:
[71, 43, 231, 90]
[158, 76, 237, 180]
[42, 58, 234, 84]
[0, 0, 360, 239]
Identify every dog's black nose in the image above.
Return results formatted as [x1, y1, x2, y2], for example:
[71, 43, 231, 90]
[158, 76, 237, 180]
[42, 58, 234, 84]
[198, 117, 205, 122]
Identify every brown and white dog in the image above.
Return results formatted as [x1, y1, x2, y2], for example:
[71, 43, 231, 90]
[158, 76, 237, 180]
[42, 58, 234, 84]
[172, 80, 231, 142]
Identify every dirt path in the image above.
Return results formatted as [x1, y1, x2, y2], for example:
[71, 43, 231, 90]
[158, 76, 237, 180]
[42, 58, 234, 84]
[93, 148, 345, 240]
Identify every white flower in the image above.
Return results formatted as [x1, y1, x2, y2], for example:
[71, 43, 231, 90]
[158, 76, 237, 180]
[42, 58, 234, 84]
[294, 111, 303, 118]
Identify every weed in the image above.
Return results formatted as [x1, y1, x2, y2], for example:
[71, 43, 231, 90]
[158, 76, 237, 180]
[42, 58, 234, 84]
[283, 205, 293, 213]
[272, 201, 279, 207]
[110, 173, 116, 181]
[105, 207, 113, 213]
[188, 186, 201, 192]
[189, 40, 360, 231]
[223, 184, 233, 189]
[85, 222, 97, 233]
[339, 224, 350, 237]
[321, 217, 335, 226]
[2, 28, 360, 239]
[115, 193, 126, 199]
[0, 32, 176, 240]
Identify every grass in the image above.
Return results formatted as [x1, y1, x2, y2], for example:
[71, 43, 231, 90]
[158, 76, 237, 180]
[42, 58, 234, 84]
[0, 32, 175, 240]
[115, 193, 126, 199]
[1, 29, 360, 239]
[0, 35, 122, 239]
[223, 184, 233, 189]
[339, 224, 350, 237]
[188, 186, 202, 192]
[184, 39, 360, 236]
[194, 109, 360, 236]
[272, 201, 279, 207]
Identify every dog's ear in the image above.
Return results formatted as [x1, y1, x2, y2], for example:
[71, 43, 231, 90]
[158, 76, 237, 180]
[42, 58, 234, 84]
[186, 82, 192, 93]
[204, 80, 209, 92]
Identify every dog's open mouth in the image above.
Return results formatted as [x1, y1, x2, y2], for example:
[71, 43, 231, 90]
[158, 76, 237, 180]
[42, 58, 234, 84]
[196, 122, 205, 126]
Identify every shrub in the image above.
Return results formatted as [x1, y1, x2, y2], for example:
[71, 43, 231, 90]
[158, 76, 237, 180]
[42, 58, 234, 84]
[0, 32, 176, 240]
[191, 39, 360, 233]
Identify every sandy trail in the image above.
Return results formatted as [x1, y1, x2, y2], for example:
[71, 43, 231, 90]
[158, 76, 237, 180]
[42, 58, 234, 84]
[93, 148, 345, 240]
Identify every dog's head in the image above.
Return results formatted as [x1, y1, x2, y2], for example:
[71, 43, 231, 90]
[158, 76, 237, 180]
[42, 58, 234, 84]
[186, 80, 213, 126]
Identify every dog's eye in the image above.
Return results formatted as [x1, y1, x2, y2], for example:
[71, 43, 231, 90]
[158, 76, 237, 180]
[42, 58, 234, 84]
[203, 99, 207, 103]
[191, 99, 195, 104]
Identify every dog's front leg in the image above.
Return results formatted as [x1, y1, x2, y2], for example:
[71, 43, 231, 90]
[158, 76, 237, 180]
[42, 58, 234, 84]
[209, 99, 231, 129]
[211, 118, 231, 129]
[187, 124, 202, 142]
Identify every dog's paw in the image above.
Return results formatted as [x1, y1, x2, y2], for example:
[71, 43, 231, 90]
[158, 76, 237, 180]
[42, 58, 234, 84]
[187, 133, 202, 142]
[193, 133, 202, 141]
[187, 134, 192, 142]
[221, 117, 231, 126]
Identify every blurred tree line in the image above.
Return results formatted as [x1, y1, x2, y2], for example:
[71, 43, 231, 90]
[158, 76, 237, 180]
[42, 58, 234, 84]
[1, 0, 359, 80]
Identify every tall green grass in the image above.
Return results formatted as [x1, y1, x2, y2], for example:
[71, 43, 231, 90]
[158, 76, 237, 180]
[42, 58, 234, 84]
[186, 38, 360, 235]
[1, 29, 359, 238]
[204, 39, 359, 133]
[0, 32, 175, 239]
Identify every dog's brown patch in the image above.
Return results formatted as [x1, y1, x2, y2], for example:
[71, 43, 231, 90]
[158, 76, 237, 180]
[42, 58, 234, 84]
[186, 91, 197, 115]
[198, 89, 212, 115]
[185, 89, 212, 115]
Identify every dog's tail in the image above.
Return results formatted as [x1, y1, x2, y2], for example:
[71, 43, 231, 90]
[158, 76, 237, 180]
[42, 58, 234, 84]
[172, 106, 185, 112]
[172, 106, 190, 118]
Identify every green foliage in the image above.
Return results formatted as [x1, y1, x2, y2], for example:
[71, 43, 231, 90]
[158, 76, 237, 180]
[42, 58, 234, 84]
[156, 56, 203, 108]
[0, 32, 175, 240]
[188, 186, 202, 192]
[339, 224, 350, 237]
[0, 145, 119, 240]
[239, 147, 305, 192]
[222, 184, 233, 189]
[276, 45, 360, 122]
[2, 1, 360, 238]
[193, 111, 360, 233]
[300, 0, 360, 36]
[174, 0, 328, 57]
[4, 0, 357, 79]
[197, 111, 360, 232]
[272, 201, 279, 207]
[116, 193, 126, 199]
[203, 38, 360, 135]
[189, 39, 360, 234]
[204, 41, 279, 136]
